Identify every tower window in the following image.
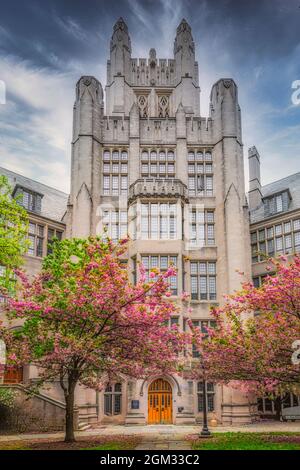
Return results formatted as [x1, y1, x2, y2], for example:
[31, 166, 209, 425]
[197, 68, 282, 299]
[140, 202, 177, 240]
[189, 209, 215, 247]
[102, 148, 128, 196]
[102, 209, 127, 242]
[112, 151, 119, 161]
[187, 149, 213, 196]
[190, 261, 216, 301]
[141, 255, 178, 295]
[103, 150, 110, 161]
[140, 149, 176, 177]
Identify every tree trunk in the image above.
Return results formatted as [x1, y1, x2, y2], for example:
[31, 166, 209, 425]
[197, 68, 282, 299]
[274, 396, 282, 421]
[64, 379, 77, 442]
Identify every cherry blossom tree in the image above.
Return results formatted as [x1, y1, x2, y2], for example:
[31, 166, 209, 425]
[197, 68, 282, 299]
[192, 256, 300, 418]
[0, 237, 185, 442]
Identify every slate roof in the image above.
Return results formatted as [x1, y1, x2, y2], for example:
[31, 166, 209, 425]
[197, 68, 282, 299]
[250, 172, 300, 224]
[0, 167, 68, 223]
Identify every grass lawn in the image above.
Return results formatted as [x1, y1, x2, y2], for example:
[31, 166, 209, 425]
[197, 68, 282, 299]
[190, 432, 300, 450]
[0, 435, 140, 451]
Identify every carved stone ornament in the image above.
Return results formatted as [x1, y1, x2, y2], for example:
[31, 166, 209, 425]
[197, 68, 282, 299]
[223, 79, 232, 89]
[83, 78, 92, 87]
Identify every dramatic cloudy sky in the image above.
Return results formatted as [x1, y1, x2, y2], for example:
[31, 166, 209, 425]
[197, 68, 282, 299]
[0, 0, 299, 192]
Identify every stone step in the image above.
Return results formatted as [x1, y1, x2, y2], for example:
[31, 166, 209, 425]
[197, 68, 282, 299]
[78, 422, 92, 431]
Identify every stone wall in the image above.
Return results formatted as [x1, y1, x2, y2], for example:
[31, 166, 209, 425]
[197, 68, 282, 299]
[0, 385, 78, 433]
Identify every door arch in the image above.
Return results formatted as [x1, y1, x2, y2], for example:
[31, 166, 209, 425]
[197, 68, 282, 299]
[148, 378, 172, 424]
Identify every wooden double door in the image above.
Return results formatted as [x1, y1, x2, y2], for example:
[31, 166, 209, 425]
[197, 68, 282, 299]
[148, 379, 172, 424]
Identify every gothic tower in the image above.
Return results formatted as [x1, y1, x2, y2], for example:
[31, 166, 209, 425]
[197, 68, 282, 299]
[67, 18, 254, 426]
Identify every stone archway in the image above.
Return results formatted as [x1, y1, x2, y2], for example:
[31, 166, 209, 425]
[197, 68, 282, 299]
[139, 374, 182, 397]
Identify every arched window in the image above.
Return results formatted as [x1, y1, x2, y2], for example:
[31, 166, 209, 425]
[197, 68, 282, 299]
[150, 151, 157, 161]
[141, 151, 149, 161]
[103, 150, 110, 161]
[167, 151, 175, 161]
[104, 383, 122, 416]
[112, 150, 119, 161]
[159, 151, 166, 161]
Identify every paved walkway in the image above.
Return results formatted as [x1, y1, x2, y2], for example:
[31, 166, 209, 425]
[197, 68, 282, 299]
[0, 422, 299, 443]
[135, 437, 191, 450]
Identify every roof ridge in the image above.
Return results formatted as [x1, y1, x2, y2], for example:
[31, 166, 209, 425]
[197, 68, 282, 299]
[0, 166, 69, 196]
[262, 171, 300, 190]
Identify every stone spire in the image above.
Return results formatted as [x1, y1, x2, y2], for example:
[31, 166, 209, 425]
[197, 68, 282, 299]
[174, 18, 195, 79]
[248, 146, 262, 210]
[173, 19, 200, 115]
[109, 17, 131, 77]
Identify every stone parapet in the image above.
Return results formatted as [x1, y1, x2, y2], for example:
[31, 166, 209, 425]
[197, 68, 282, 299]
[128, 178, 188, 204]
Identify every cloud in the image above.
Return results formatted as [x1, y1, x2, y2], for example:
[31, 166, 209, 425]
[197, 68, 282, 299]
[0, 55, 75, 191]
[54, 16, 90, 43]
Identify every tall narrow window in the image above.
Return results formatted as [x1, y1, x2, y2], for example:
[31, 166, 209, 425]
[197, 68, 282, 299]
[190, 261, 216, 301]
[140, 203, 177, 240]
[189, 209, 215, 247]
[27, 222, 44, 257]
[102, 149, 128, 196]
[103, 176, 110, 195]
[47, 228, 63, 255]
[104, 383, 122, 416]
[141, 255, 178, 295]
[103, 210, 128, 242]
[197, 382, 215, 412]
[187, 150, 213, 196]
[112, 176, 119, 195]
[140, 149, 175, 177]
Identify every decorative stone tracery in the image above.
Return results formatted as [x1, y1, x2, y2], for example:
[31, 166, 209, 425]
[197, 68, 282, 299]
[137, 95, 148, 117]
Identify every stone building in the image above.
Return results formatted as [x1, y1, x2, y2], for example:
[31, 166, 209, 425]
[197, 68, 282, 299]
[1, 18, 299, 426]
[248, 147, 300, 417]
[0, 166, 67, 279]
[65, 17, 253, 426]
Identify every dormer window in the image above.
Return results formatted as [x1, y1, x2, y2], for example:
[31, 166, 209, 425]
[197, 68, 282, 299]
[263, 190, 290, 217]
[14, 186, 43, 213]
[275, 194, 283, 212]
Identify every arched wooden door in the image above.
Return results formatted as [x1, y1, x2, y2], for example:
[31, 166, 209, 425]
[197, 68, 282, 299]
[148, 379, 172, 424]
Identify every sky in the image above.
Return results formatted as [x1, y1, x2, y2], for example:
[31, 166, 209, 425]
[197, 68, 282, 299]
[0, 0, 299, 193]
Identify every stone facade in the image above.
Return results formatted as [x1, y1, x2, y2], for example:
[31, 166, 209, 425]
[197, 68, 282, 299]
[66, 18, 254, 426]
[248, 150, 300, 417]
[249, 147, 300, 286]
